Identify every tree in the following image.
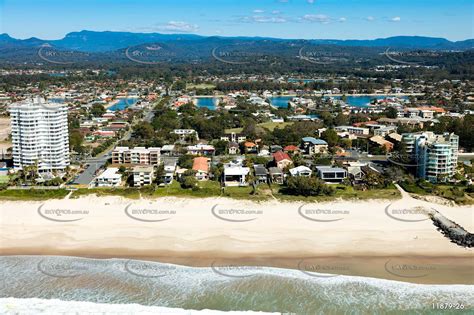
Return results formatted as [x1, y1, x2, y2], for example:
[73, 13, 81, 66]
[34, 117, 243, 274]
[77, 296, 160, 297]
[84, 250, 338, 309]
[134, 122, 154, 139]
[90, 103, 106, 117]
[213, 140, 228, 156]
[180, 170, 198, 189]
[321, 128, 339, 147]
[69, 130, 84, 153]
[178, 154, 194, 169]
[384, 106, 398, 119]
[284, 176, 334, 197]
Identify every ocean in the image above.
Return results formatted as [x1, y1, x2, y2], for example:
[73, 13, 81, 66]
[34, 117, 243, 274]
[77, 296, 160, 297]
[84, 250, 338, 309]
[0, 256, 472, 314]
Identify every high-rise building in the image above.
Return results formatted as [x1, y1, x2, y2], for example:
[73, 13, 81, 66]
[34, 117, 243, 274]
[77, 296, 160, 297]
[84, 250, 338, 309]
[9, 98, 70, 173]
[402, 132, 459, 182]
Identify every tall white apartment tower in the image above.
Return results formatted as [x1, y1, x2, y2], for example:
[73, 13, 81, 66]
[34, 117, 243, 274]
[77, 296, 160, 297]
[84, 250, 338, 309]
[9, 98, 70, 173]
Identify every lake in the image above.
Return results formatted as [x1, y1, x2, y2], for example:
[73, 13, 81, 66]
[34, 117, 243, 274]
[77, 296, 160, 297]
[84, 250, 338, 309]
[195, 97, 218, 110]
[269, 95, 408, 108]
[336, 95, 408, 107]
[108, 98, 139, 111]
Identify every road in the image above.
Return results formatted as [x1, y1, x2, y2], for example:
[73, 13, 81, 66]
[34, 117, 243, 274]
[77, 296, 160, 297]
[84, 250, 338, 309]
[71, 100, 158, 186]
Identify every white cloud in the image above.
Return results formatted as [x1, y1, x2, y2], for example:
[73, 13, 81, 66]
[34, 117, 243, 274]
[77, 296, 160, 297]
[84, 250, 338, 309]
[366, 16, 375, 22]
[239, 14, 288, 23]
[253, 9, 265, 14]
[307, 0, 315, 4]
[390, 16, 401, 22]
[302, 14, 331, 24]
[339, 17, 347, 23]
[160, 21, 199, 33]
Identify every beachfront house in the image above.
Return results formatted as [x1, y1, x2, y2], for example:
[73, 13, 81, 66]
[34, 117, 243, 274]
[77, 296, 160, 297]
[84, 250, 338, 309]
[316, 166, 348, 183]
[132, 166, 155, 187]
[289, 166, 313, 177]
[268, 167, 284, 184]
[163, 160, 177, 185]
[94, 167, 122, 187]
[192, 157, 210, 181]
[223, 161, 250, 187]
[254, 164, 269, 184]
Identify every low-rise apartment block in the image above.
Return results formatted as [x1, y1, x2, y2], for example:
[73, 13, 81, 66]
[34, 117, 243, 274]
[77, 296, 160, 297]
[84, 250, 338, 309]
[112, 147, 161, 165]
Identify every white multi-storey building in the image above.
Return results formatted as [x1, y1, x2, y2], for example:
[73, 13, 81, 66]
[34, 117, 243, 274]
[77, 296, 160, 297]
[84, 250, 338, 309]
[9, 98, 70, 173]
[402, 132, 459, 182]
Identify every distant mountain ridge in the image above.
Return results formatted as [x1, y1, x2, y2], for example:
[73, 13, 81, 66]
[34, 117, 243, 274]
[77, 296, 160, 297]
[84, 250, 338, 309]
[1, 31, 473, 52]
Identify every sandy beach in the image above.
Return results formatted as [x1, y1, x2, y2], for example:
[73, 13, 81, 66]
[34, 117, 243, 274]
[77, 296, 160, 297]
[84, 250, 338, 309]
[1, 187, 472, 284]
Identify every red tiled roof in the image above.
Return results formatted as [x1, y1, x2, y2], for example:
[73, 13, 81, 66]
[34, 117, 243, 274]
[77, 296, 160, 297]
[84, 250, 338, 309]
[273, 151, 292, 163]
[192, 157, 209, 172]
[353, 121, 378, 127]
[283, 145, 299, 151]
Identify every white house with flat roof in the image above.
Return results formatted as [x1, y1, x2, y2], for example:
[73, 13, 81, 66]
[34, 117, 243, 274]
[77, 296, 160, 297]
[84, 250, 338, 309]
[223, 160, 250, 187]
[94, 168, 122, 187]
[133, 166, 154, 187]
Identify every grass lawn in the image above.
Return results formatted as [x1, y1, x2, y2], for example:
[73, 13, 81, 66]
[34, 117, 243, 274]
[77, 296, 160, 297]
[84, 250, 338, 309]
[72, 187, 143, 199]
[186, 83, 216, 90]
[0, 189, 69, 201]
[271, 184, 400, 202]
[400, 181, 473, 205]
[257, 121, 294, 131]
[225, 122, 294, 134]
[0, 175, 9, 184]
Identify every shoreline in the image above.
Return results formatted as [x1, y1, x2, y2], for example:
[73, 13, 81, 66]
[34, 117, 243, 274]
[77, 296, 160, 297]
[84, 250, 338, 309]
[1, 254, 473, 285]
[1, 192, 472, 285]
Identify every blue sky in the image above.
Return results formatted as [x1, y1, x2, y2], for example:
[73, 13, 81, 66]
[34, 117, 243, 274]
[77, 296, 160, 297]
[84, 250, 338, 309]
[0, 0, 472, 40]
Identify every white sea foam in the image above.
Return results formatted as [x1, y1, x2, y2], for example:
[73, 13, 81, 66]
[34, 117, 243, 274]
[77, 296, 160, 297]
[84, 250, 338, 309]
[0, 298, 277, 315]
[1, 256, 473, 313]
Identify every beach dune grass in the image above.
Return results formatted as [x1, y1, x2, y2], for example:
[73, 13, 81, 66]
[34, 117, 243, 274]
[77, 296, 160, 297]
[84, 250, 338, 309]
[0, 188, 69, 201]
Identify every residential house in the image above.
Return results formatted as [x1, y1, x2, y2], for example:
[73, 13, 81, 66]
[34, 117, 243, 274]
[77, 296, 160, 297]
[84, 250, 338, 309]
[228, 142, 240, 155]
[289, 166, 312, 177]
[283, 145, 300, 155]
[370, 136, 394, 152]
[268, 167, 284, 184]
[163, 160, 177, 185]
[223, 160, 250, 187]
[221, 132, 247, 143]
[161, 145, 177, 157]
[273, 151, 293, 170]
[187, 144, 215, 156]
[94, 168, 122, 187]
[172, 129, 199, 141]
[254, 164, 268, 184]
[192, 157, 210, 181]
[244, 141, 258, 154]
[316, 166, 348, 183]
